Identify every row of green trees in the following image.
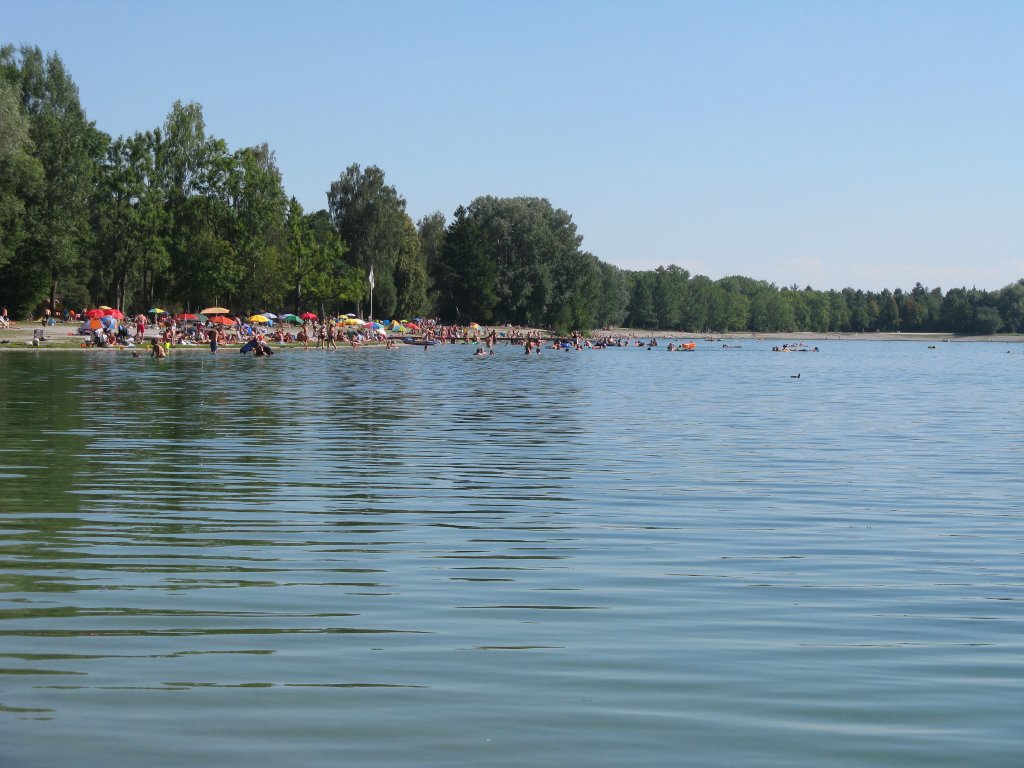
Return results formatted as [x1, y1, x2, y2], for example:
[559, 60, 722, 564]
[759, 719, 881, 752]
[2, 44, 1021, 335]
[618, 273, 1024, 334]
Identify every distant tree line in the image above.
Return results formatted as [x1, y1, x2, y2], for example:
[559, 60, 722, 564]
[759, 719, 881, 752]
[2, 44, 1022, 335]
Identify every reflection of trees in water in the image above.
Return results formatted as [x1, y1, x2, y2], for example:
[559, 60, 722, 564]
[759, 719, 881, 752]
[1, 348, 592, 553]
[0, 355, 94, 591]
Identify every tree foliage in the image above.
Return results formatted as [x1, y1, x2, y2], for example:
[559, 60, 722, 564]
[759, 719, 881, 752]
[1, 41, 1023, 336]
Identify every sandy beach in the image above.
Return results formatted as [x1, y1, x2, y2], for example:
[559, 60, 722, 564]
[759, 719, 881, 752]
[0, 322, 1021, 351]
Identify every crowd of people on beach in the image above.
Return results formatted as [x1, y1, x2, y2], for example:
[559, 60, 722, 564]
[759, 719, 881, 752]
[2, 305, 834, 358]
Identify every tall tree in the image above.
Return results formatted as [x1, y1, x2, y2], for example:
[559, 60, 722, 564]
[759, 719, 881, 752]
[997, 280, 1024, 333]
[228, 143, 287, 311]
[1, 45, 101, 313]
[548, 250, 601, 332]
[327, 164, 408, 317]
[417, 211, 446, 315]
[452, 196, 584, 326]
[593, 261, 628, 328]
[299, 208, 358, 314]
[625, 271, 657, 328]
[393, 213, 428, 318]
[90, 131, 168, 311]
[653, 265, 689, 329]
[0, 76, 43, 278]
[157, 101, 238, 308]
[436, 205, 498, 322]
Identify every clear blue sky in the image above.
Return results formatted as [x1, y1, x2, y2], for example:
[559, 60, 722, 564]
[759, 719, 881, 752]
[6, 0, 1023, 291]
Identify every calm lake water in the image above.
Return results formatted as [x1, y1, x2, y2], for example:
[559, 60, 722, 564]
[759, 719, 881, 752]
[1, 339, 1022, 767]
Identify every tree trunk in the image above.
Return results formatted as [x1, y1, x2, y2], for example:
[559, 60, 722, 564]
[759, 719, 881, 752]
[118, 274, 127, 313]
[49, 276, 58, 315]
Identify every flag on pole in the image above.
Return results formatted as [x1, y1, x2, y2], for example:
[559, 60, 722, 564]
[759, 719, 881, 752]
[368, 265, 375, 289]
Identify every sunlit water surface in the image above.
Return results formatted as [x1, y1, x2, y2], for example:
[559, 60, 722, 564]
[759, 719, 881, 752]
[1, 340, 1022, 767]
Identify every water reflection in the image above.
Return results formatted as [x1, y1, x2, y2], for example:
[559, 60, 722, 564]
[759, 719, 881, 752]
[1, 343, 1023, 767]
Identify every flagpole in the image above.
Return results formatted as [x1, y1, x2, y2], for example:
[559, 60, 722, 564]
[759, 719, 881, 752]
[369, 264, 374, 321]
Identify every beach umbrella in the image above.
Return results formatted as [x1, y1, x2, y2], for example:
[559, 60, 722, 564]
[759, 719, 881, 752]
[300, 312, 318, 320]
[85, 308, 104, 319]
[177, 313, 198, 321]
[148, 307, 165, 316]
[280, 313, 300, 323]
[103, 309, 125, 320]
[201, 307, 230, 315]
[406, 322, 419, 330]
[98, 305, 113, 311]
[261, 312, 278, 319]
[210, 316, 234, 326]
[345, 313, 356, 317]
[249, 314, 269, 324]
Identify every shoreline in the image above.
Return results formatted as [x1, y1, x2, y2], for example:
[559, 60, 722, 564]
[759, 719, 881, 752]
[0, 324, 1021, 351]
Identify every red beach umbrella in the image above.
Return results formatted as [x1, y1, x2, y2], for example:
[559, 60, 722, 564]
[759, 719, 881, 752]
[210, 316, 234, 326]
[103, 309, 125, 320]
[85, 309, 104, 319]
[300, 312, 318, 320]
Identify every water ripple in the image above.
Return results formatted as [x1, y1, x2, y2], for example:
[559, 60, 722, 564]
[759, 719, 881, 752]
[1, 342, 1022, 767]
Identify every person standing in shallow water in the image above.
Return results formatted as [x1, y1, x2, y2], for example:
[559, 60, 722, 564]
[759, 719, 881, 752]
[209, 328, 218, 354]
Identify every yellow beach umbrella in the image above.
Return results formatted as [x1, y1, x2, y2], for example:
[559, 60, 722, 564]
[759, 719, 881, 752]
[248, 314, 269, 324]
